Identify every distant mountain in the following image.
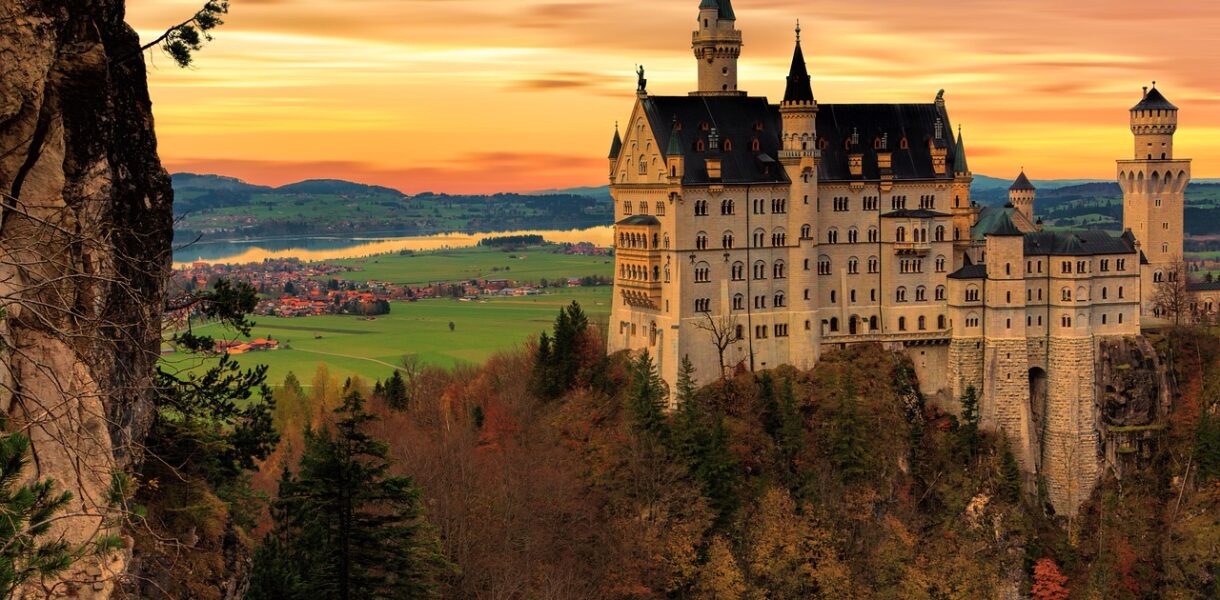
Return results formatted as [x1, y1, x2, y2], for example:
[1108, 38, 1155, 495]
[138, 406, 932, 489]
[527, 185, 611, 201]
[275, 179, 405, 197]
[172, 172, 271, 194]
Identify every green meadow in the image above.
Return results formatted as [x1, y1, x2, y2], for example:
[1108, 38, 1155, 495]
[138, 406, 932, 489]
[329, 245, 614, 286]
[166, 287, 613, 387]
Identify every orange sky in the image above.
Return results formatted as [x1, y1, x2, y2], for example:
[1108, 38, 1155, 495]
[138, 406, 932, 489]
[127, 0, 1220, 194]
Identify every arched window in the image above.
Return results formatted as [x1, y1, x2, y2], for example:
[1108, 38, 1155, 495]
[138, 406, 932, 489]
[848, 257, 859, 275]
[774, 292, 786, 308]
[935, 285, 946, 301]
[773, 260, 787, 279]
[916, 286, 927, 301]
[801, 224, 812, 239]
[696, 232, 708, 250]
[937, 315, 946, 329]
[896, 227, 907, 242]
[694, 262, 711, 283]
[847, 227, 859, 244]
[868, 227, 879, 243]
[751, 138, 761, 151]
[722, 231, 735, 249]
[638, 155, 647, 175]
[935, 256, 946, 273]
[731, 261, 745, 280]
[896, 287, 908, 302]
[918, 316, 927, 330]
[753, 228, 766, 247]
[898, 316, 907, 331]
[656, 201, 665, 216]
[753, 260, 767, 280]
[934, 226, 945, 242]
[733, 294, 745, 310]
[827, 228, 839, 244]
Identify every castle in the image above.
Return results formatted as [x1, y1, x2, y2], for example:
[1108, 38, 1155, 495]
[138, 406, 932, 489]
[606, 0, 1188, 515]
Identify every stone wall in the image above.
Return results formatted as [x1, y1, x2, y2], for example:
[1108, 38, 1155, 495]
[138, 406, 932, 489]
[904, 343, 951, 406]
[985, 339, 1037, 471]
[948, 338, 983, 404]
[1042, 337, 1099, 515]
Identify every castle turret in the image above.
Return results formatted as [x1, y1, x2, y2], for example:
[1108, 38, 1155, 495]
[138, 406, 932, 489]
[951, 126, 976, 261]
[608, 124, 623, 179]
[1118, 82, 1190, 317]
[691, 0, 744, 96]
[1008, 171, 1036, 223]
[665, 120, 685, 182]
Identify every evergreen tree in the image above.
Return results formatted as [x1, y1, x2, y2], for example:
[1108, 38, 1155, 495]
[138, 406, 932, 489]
[1196, 407, 1220, 482]
[529, 331, 559, 400]
[999, 438, 1022, 503]
[628, 350, 668, 435]
[675, 354, 697, 409]
[829, 376, 869, 483]
[384, 369, 409, 410]
[264, 391, 454, 599]
[958, 385, 981, 458]
[0, 427, 76, 597]
[774, 379, 805, 469]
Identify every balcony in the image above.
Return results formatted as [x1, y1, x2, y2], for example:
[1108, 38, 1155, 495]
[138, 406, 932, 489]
[894, 241, 932, 256]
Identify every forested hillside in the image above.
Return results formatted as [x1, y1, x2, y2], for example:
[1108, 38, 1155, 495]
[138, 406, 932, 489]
[172, 174, 613, 242]
[238, 303, 1220, 598]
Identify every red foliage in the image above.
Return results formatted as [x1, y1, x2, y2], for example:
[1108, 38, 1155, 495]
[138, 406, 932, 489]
[1031, 558, 1070, 600]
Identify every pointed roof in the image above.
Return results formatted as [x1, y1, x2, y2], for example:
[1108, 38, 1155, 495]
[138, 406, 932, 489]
[608, 127, 622, 159]
[1009, 171, 1035, 192]
[666, 121, 684, 156]
[985, 212, 1024, 237]
[1132, 85, 1177, 111]
[953, 127, 969, 175]
[783, 36, 815, 104]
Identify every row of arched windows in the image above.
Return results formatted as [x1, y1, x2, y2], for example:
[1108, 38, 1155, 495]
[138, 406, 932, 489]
[621, 200, 666, 216]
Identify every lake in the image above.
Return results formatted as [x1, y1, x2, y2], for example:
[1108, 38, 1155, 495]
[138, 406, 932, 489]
[173, 226, 615, 266]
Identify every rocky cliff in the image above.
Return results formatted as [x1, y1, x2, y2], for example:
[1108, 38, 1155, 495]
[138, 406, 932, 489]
[0, 1, 172, 595]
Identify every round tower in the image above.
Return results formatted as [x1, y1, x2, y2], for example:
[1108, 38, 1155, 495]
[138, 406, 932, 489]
[1131, 83, 1178, 160]
[1008, 171, 1036, 224]
[691, 0, 745, 96]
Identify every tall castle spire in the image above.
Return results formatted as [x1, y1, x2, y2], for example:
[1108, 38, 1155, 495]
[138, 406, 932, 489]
[783, 21, 814, 104]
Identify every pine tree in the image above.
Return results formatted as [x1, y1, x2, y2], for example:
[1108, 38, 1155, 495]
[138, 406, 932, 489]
[1196, 407, 1220, 481]
[958, 385, 981, 458]
[629, 350, 668, 435]
[266, 391, 455, 598]
[384, 369, 409, 410]
[775, 379, 805, 468]
[0, 428, 76, 597]
[675, 354, 697, 409]
[829, 376, 869, 483]
[529, 331, 558, 400]
[999, 437, 1022, 503]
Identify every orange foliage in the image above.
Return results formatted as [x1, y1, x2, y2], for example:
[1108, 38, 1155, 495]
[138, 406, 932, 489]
[1031, 558, 1070, 600]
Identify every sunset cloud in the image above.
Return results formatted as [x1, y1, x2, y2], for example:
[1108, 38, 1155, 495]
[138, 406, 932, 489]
[127, 0, 1220, 193]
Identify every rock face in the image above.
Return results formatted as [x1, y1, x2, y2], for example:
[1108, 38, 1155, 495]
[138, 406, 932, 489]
[0, 1, 172, 595]
[1096, 337, 1171, 475]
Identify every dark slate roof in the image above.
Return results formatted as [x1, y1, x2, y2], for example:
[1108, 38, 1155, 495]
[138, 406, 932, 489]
[783, 42, 814, 104]
[1187, 281, 1220, 292]
[815, 103, 960, 181]
[1009, 171, 1035, 191]
[609, 129, 623, 159]
[985, 212, 1024, 237]
[717, 0, 735, 20]
[641, 96, 788, 185]
[1022, 230, 1138, 257]
[617, 215, 660, 226]
[1132, 87, 1177, 112]
[881, 208, 950, 219]
[971, 206, 1018, 240]
[666, 121, 684, 156]
[949, 256, 987, 280]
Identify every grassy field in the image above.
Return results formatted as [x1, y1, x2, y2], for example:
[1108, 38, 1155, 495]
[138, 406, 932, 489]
[165, 287, 612, 387]
[330, 245, 614, 286]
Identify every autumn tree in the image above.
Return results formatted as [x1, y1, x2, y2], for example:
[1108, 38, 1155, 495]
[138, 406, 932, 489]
[1031, 558, 1070, 600]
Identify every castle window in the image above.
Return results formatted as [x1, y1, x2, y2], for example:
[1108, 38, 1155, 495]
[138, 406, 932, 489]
[775, 323, 789, 337]
[919, 316, 927, 330]
[1162, 242, 1170, 253]
[1117, 259, 1126, 271]
[850, 289, 857, 303]
[1005, 263, 1011, 276]
[694, 262, 711, 283]
[896, 287, 908, 302]
[695, 298, 711, 313]
[774, 292, 786, 308]
[773, 260, 787, 279]
[1119, 313, 1124, 324]
[1062, 287, 1071, 301]
[772, 229, 787, 247]
[1062, 315, 1072, 328]
[695, 199, 708, 216]
[751, 138, 761, 151]
[696, 140, 706, 152]
[1077, 260, 1088, 273]
[966, 287, 980, 302]
[736, 324, 745, 339]
[899, 137, 909, 150]
[1102, 314, 1108, 325]
[1062, 261, 1072, 274]
[830, 318, 840, 332]
[916, 286, 927, 302]
[639, 155, 647, 175]
[1102, 287, 1108, 300]
[722, 231, 735, 249]
[935, 285, 946, 301]
[753, 228, 766, 246]
[1006, 291, 1011, 303]
[803, 259, 810, 271]
[935, 226, 945, 242]
[1153, 271, 1163, 283]
[804, 289, 810, 300]
[1100, 259, 1109, 272]
[818, 257, 832, 275]
[733, 294, 744, 311]
[754, 260, 767, 280]
[848, 258, 859, 275]
[831, 290, 837, 304]
[805, 320, 812, 331]
[754, 295, 767, 309]
[938, 315, 946, 329]
[732, 261, 745, 280]
[848, 228, 859, 244]
[818, 137, 828, 150]
[623, 201, 633, 216]
[868, 257, 879, 274]
[723, 139, 733, 152]
[828, 229, 839, 244]
[871, 289, 877, 302]
[896, 227, 907, 242]
[700, 121, 710, 131]
[801, 224, 812, 239]
[721, 199, 735, 215]
[656, 201, 665, 216]
[755, 325, 768, 339]
[935, 256, 946, 273]
[898, 316, 907, 331]
[868, 227, 879, 243]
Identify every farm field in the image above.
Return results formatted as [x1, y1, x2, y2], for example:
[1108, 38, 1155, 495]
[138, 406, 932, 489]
[329, 245, 614, 286]
[165, 287, 612, 387]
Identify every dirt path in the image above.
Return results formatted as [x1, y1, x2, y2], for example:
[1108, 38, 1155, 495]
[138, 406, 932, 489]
[293, 347, 405, 372]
